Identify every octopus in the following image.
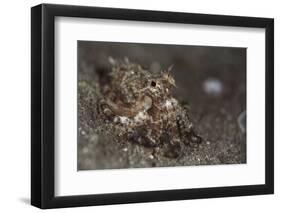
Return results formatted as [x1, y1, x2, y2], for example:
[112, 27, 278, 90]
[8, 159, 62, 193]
[99, 58, 202, 158]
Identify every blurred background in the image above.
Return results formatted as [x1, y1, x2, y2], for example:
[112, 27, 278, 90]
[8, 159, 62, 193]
[78, 41, 246, 170]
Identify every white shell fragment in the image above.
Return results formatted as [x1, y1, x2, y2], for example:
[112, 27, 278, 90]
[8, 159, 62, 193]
[237, 110, 246, 133]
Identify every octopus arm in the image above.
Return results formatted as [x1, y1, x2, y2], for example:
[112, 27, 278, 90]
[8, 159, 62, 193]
[105, 95, 152, 118]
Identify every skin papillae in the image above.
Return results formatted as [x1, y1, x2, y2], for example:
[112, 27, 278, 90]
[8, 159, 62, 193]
[99, 58, 202, 158]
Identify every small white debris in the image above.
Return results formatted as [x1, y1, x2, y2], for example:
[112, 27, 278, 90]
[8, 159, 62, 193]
[203, 78, 223, 96]
[113, 116, 119, 123]
[134, 111, 147, 123]
[148, 154, 154, 159]
[163, 98, 178, 110]
[119, 116, 130, 124]
[122, 147, 128, 152]
[164, 100, 173, 109]
[108, 56, 116, 65]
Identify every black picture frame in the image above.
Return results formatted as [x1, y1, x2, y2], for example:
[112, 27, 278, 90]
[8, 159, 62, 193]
[31, 3, 274, 209]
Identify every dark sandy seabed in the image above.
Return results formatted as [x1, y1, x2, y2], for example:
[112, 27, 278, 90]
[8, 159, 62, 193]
[78, 42, 246, 170]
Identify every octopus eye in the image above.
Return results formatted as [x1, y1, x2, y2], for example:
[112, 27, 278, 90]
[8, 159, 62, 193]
[150, 81, 157, 87]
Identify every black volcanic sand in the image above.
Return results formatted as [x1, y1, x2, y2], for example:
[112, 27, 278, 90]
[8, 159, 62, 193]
[77, 41, 246, 170]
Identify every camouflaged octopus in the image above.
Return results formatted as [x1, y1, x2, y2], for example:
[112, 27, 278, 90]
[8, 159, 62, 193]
[100, 58, 202, 157]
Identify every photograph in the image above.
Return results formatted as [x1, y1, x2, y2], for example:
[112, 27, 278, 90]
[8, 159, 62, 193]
[30, 3, 274, 209]
[77, 41, 246, 170]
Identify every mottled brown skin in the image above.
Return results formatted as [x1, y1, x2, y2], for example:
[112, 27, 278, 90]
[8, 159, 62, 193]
[100, 58, 202, 158]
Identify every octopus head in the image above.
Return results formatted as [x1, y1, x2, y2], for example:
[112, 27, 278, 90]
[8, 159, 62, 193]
[146, 69, 176, 100]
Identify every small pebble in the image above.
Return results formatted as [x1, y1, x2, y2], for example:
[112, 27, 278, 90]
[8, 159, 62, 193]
[148, 154, 154, 159]
[203, 78, 223, 96]
[82, 147, 89, 154]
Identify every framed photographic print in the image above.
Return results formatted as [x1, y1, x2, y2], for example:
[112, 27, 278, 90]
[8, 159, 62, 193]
[31, 3, 274, 209]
